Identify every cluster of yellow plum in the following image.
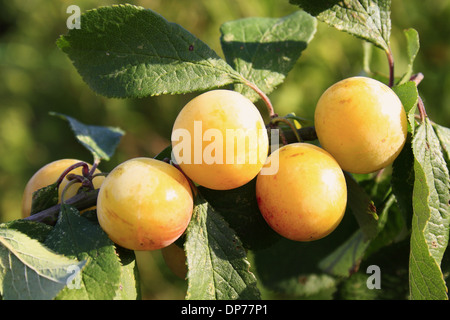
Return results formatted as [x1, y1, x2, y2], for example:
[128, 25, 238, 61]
[21, 76, 407, 276]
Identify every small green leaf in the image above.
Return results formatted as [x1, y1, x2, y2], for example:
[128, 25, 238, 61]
[220, 10, 317, 101]
[284, 113, 314, 127]
[434, 123, 450, 167]
[51, 112, 124, 162]
[30, 182, 59, 216]
[57, 4, 241, 98]
[290, 0, 392, 52]
[0, 224, 86, 300]
[345, 173, 379, 241]
[392, 81, 419, 133]
[398, 28, 420, 85]
[409, 118, 450, 300]
[185, 195, 261, 300]
[44, 205, 129, 300]
[153, 145, 172, 162]
[391, 139, 415, 220]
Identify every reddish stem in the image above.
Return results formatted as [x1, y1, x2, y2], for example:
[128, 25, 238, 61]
[56, 161, 90, 187]
[243, 79, 276, 118]
[417, 96, 428, 123]
[386, 49, 395, 88]
[410, 72, 424, 86]
[410, 72, 427, 123]
[88, 158, 101, 177]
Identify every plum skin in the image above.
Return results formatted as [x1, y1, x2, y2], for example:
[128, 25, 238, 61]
[256, 143, 347, 242]
[96, 157, 193, 251]
[314, 76, 408, 174]
[171, 89, 268, 190]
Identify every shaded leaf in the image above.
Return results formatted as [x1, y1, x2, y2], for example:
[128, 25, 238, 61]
[252, 207, 359, 298]
[344, 172, 378, 241]
[198, 179, 281, 251]
[336, 241, 410, 300]
[153, 145, 173, 162]
[253, 237, 339, 298]
[2, 220, 53, 243]
[391, 139, 415, 220]
[51, 112, 124, 162]
[30, 182, 59, 216]
[319, 230, 369, 277]
[319, 194, 396, 277]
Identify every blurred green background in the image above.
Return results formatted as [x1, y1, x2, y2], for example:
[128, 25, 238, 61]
[1, 0, 449, 300]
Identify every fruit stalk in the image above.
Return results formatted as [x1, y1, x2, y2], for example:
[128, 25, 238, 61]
[417, 96, 428, 122]
[55, 161, 90, 188]
[410, 72, 427, 122]
[242, 79, 276, 118]
[386, 48, 395, 88]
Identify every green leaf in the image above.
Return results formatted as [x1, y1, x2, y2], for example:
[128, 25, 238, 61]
[113, 246, 141, 300]
[392, 81, 419, 133]
[409, 118, 450, 300]
[153, 145, 173, 162]
[398, 28, 420, 85]
[185, 195, 261, 300]
[198, 179, 281, 251]
[254, 241, 338, 298]
[284, 113, 314, 127]
[57, 4, 241, 98]
[30, 182, 59, 216]
[252, 230, 352, 298]
[51, 112, 124, 162]
[364, 195, 409, 256]
[336, 249, 410, 300]
[2, 220, 53, 243]
[344, 172, 379, 241]
[319, 230, 370, 277]
[220, 10, 316, 102]
[44, 205, 132, 300]
[434, 123, 450, 167]
[290, 0, 391, 52]
[391, 139, 415, 220]
[0, 224, 86, 300]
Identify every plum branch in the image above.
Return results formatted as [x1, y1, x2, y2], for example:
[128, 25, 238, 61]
[25, 189, 100, 226]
